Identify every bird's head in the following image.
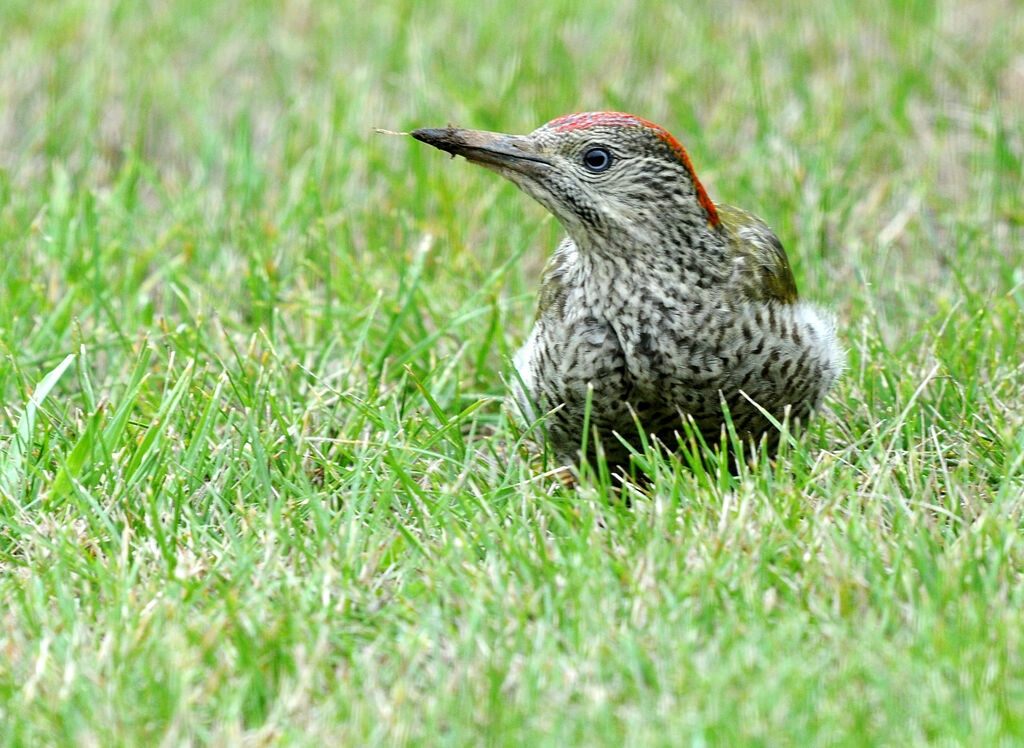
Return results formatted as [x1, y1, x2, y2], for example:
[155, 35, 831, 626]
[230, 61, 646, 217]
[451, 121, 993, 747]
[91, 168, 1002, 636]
[412, 112, 721, 254]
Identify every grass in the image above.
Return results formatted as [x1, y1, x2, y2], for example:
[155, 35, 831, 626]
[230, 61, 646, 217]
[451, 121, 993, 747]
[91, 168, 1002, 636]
[1, 0, 1023, 743]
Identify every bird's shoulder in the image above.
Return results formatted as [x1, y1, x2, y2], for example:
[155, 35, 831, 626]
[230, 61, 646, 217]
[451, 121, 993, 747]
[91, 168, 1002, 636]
[716, 203, 799, 304]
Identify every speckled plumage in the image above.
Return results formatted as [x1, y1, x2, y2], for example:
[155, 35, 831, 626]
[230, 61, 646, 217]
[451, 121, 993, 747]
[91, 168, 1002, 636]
[413, 112, 843, 467]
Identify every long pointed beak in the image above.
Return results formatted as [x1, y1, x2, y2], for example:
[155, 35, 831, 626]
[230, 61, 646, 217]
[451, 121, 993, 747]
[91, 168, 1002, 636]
[411, 127, 550, 174]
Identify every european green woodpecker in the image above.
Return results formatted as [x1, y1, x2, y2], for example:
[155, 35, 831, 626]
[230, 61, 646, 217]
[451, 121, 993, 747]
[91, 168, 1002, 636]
[413, 112, 843, 468]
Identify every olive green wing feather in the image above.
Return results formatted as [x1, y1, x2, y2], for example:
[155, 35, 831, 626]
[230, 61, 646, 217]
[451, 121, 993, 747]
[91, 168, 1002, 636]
[716, 204, 799, 304]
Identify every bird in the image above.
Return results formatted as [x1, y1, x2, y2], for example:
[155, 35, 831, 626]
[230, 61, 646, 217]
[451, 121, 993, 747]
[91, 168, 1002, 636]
[412, 111, 843, 470]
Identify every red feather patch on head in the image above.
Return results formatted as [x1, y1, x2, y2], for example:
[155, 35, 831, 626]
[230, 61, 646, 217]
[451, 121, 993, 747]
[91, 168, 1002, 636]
[546, 111, 720, 228]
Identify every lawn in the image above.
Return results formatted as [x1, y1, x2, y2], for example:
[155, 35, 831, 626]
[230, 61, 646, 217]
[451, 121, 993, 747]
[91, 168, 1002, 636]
[2, 0, 1023, 743]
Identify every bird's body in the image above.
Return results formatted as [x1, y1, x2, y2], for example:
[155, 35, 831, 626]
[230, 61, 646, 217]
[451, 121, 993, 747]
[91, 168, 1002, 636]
[413, 112, 843, 467]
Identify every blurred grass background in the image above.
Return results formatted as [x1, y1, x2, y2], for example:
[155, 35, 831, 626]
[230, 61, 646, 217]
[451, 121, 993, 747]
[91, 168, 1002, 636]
[1, 0, 1023, 743]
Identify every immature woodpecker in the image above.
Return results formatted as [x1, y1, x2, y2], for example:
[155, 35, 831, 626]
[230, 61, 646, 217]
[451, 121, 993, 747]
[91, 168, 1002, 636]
[413, 111, 843, 468]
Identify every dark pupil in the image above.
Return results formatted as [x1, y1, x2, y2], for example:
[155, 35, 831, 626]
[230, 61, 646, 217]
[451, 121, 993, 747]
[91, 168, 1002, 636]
[583, 148, 610, 171]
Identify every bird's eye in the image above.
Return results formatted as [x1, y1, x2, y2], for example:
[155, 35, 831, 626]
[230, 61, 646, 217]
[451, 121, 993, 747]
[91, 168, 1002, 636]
[582, 147, 612, 172]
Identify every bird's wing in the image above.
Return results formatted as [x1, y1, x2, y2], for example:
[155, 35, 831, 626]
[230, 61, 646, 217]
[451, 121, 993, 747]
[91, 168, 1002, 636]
[716, 204, 799, 304]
